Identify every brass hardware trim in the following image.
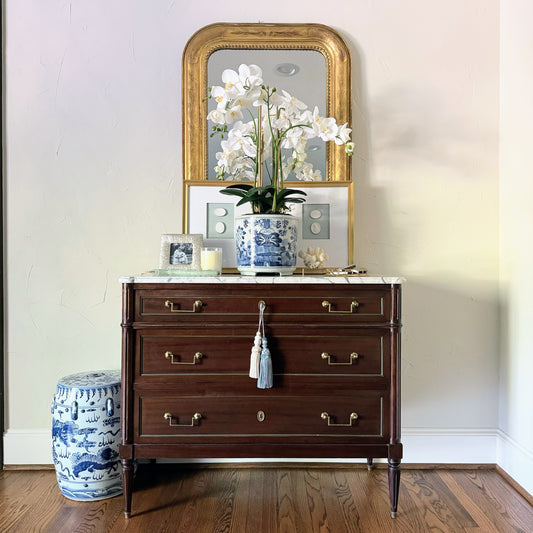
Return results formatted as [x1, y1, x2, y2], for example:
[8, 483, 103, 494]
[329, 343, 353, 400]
[165, 351, 203, 365]
[321, 352, 359, 365]
[163, 412, 202, 427]
[321, 300, 359, 314]
[321, 412, 358, 426]
[258, 300, 266, 309]
[257, 410, 266, 422]
[165, 299, 203, 313]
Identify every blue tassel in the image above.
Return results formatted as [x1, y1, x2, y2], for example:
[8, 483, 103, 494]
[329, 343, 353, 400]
[257, 336, 273, 389]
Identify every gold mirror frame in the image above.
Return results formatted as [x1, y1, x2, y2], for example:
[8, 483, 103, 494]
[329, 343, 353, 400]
[182, 22, 352, 184]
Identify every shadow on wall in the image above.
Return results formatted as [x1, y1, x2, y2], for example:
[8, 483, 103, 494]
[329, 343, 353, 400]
[400, 280, 499, 429]
[342, 32, 406, 274]
[342, 34, 499, 431]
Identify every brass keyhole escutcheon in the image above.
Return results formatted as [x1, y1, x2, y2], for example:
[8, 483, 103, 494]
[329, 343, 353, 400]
[257, 410, 266, 422]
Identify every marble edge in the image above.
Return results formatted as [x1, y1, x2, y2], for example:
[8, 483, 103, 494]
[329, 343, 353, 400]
[119, 275, 405, 285]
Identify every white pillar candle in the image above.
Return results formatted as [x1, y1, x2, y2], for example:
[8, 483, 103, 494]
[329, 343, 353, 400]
[201, 247, 222, 274]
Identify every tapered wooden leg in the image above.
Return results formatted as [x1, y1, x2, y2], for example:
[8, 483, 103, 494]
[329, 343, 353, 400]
[388, 459, 401, 518]
[122, 459, 133, 518]
[366, 458, 374, 470]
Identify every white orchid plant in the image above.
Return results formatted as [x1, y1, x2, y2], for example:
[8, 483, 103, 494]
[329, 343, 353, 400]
[207, 64, 354, 214]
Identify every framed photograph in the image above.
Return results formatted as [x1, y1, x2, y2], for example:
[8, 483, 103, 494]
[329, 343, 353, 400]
[159, 234, 202, 270]
[184, 182, 353, 270]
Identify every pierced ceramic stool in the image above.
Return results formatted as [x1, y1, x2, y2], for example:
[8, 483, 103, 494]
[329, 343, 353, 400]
[51, 370, 122, 501]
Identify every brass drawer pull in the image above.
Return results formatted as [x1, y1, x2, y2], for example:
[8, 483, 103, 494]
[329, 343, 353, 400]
[164, 412, 202, 427]
[165, 299, 203, 313]
[165, 351, 203, 365]
[321, 412, 358, 426]
[321, 352, 359, 365]
[322, 300, 359, 314]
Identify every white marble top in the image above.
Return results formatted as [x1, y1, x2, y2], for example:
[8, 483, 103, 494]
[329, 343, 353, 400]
[119, 275, 404, 285]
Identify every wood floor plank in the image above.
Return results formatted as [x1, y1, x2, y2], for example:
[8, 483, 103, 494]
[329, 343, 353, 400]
[226, 468, 251, 532]
[0, 466, 531, 532]
[260, 468, 277, 533]
[229, 468, 274, 533]
[358, 468, 436, 532]
[345, 469, 394, 531]
[173, 468, 222, 533]
[326, 469, 362, 533]
[211, 468, 238, 533]
[285, 468, 315, 533]
[302, 468, 333, 532]
[453, 470, 533, 533]
[438, 471, 503, 533]
[2, 471, 64, 533]
[276, 469, 299, 533]
[400, 470, 478, 532]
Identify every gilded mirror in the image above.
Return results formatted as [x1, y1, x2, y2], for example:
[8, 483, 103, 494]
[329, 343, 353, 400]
[182, 23, 352, 184]
[182, 23, 354, 266]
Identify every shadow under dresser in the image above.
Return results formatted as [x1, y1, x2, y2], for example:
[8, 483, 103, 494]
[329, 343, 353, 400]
[119, 275, 403, 518]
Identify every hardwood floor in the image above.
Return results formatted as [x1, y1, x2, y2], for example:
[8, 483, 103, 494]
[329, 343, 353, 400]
[0, 465, 531, 532]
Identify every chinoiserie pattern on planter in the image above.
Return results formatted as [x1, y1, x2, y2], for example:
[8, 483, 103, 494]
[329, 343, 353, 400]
[236, 214, 298, 276]
[51, 370, 122, 501]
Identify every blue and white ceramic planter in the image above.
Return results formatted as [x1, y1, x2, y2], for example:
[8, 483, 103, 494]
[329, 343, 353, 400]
[235, 214, 298, 276]
[51, 370, 122, 501]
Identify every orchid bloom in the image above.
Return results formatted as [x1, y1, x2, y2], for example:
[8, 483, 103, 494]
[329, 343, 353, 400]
[207, 108, 226, 125]
[207, 64, 352, 182]
[279, 90, 307, 115]
[227, 122, 256, 157]
[335, 122, 352, 145]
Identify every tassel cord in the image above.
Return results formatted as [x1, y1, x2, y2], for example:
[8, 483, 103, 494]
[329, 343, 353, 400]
[249, 301, 266, 379]
[257, 301, 273, 389]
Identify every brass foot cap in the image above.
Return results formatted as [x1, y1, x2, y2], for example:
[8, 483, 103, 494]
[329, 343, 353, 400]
[391, 511, 397, 519]
[125, 512, 131, 519]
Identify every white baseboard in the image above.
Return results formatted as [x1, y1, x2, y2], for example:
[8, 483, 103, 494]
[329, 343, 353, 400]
[401, 427, 497, 464]
[3, 427, 531, 497]
[496, 429, 533, 496]
[3, 427, 498, 466]
[3, 429, 53, 465]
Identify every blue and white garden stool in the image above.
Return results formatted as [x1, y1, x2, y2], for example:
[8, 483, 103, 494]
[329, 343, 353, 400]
[51, 370, 122, 501]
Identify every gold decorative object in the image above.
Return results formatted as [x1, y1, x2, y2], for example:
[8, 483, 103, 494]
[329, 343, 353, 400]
[164, 351, 203, 365]
[321, 300, 359, 314]
[320, 412, 359, 426]
[321, 352, 359, 365]
[326, 265, 368, 276]
[163, 412, 202, 427]
[165, 299, 203, 313]
[257, 410, 266, 422]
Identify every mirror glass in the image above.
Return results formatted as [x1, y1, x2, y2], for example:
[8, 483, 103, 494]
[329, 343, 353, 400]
[207, 50, 326, 181]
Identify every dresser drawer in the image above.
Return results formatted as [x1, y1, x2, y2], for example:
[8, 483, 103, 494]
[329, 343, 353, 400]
[137, 328, 389, 378]
[137, 393, 385, 439]
[134, 286, 392, 324]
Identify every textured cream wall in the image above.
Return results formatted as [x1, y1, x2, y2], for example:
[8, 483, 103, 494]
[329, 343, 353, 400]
[5, 1, 499, 449]
[499, 0, 533, 491]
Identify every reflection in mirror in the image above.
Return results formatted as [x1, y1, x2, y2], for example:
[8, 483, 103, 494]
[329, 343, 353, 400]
[207, 50, 326, 181]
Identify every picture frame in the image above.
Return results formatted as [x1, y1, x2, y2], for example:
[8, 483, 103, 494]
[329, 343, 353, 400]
[184, 182, 353, 270]
[159, 234, 203, 270]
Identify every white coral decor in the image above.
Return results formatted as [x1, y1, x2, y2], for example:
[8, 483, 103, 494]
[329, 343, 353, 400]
[208, 64, 353, 182]
[298, 247, 329, 269]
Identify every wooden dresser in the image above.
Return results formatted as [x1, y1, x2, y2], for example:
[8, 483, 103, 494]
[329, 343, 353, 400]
[119, 276, 403, 518]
